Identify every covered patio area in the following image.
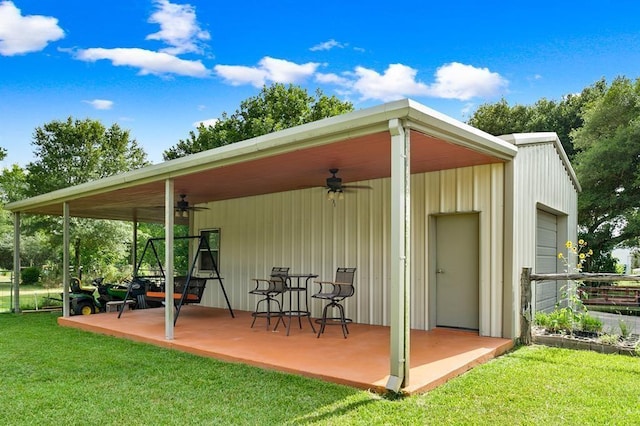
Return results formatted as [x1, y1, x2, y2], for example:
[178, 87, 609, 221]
[8, 99, 528, 392]
[58, 306, 513, 395]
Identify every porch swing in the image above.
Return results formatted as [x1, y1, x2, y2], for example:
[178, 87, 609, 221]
[118, 235, 234, 323]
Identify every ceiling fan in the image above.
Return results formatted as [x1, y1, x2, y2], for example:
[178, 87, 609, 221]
[174, 194, 208, 217]
[324, 168, 371, 204]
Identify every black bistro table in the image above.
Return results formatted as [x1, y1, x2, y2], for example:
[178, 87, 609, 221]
[283, 273, 318, 335]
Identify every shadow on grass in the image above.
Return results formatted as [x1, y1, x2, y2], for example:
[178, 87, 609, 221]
[0, 312, 377, 424]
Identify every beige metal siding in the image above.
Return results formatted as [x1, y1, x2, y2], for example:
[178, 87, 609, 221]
[503, 141, 578, 338]
[193, 164, 504, 335]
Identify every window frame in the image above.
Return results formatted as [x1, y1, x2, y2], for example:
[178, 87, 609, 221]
[198, 228, 220, 273]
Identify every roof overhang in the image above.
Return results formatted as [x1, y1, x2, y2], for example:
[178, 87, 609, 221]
[6, 99, 518, 223]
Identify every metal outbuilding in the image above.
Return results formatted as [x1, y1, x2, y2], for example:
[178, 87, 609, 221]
[5, 99, 579, 391]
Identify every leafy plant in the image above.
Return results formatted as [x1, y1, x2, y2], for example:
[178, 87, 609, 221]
[21, 266, 41, 285]
[535, 307, 602, 336]
[579, 313, 603, 334]
[543, 308, 575, 334]
[599, 333, 621, 345]
[556, 240, 594, 324]
[618, 319, 633, 338]
[534, 311, 551, 328]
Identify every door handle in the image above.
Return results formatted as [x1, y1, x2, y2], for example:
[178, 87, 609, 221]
[436, 269, 444, 274]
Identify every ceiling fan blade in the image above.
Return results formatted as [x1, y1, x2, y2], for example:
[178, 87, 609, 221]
[342, 184, 373, 189]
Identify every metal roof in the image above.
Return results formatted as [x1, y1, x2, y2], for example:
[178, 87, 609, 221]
[5, 99, 518, 223]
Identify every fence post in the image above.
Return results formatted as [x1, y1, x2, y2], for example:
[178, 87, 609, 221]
[520, 267, 532, 345]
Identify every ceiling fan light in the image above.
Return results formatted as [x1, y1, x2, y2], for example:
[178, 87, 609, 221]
[181, 209, 188, 218]
[327, 190, 335, 201]
[338, 191, 344, 201]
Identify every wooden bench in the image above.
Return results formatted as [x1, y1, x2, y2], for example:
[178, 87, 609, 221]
[144, 277, 208, 305]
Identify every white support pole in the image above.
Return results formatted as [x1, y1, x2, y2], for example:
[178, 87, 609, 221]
[12, 212, 20, 313]
[386, 119, 411, 392]
[165, 180, 175, 340]
[62, 202, 70, 317]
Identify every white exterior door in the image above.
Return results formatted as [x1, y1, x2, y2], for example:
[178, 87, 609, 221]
[435, 213, 479, 330]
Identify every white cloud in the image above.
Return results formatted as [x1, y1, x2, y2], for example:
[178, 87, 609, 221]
[214, 57, 507, 103]
[334, 62, 508, 102]
[146, 0, 210, 55]
[351, 64, 431, 102]
[194, 118, 217, 127]
[315, 72, 351, 86]
[215, 56, 320, 87]
[427, 62, 508, 100]
[76, 47, 209, 77]
[310, 39, 345, 51]
[0, 1, 64, 56]
[214, 64, 267, 87]
[84, 99, 114, 110]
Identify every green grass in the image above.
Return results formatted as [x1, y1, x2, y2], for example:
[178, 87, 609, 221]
[1, 313, 639, 425]
[0, 283, 64, 312]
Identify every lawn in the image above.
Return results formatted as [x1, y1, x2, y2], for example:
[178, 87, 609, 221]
[0, 313, 638, 425]
[0, 283, 63, 312]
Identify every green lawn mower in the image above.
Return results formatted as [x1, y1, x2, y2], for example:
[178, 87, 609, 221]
[69, 276, 131, 315]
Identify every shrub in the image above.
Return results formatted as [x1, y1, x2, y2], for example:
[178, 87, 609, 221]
[579, 313, 603, 334]
[21, 266, 41, 285]
[618, 319, 633, 338]
[535, 311, 550, 328]
[600, 333, 621, 345]
[545, 308, 575, 334]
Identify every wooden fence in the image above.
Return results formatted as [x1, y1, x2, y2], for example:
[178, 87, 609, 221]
[519, 268, 640, 344]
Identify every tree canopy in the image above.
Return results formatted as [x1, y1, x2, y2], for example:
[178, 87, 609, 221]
[467, 79, 607, 160]
[25, 117, 148, 196]
[0, 117, 149, 278]
[468, 77, 640, 272]
[163, 84, 354, 160]
[571, 77, 640, 270]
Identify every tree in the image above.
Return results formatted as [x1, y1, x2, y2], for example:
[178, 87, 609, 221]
[0, 165, 54, 271]
[163, 84, 354, 160]
[26, 117, 148, 196]
[468, 80, 606, 160]
[572, 77, 640, 271]
[0, 164, 27, 204]
[11, 118, 150, 280]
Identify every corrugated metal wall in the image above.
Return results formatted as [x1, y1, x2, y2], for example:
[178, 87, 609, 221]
[504, 141, 578, 337]
[193, 163, 505, 334]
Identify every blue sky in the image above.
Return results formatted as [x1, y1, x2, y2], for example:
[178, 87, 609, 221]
[1, 0, 640, 166]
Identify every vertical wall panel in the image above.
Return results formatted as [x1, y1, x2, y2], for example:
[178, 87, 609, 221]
[456, 167, 474, 211]
[472, 166, 491, 334]
[503, 140, 578, 338]
[193, 163, 504, 333]
[439, 169, 457, 213]
[490, 163, 504, 336]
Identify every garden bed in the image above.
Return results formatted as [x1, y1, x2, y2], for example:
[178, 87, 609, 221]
[532, 326, 639, 356]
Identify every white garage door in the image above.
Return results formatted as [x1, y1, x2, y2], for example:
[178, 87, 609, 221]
[536, 210, 560, 313]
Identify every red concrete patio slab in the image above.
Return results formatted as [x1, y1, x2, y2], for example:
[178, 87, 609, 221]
[58, 305, 513, 394]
